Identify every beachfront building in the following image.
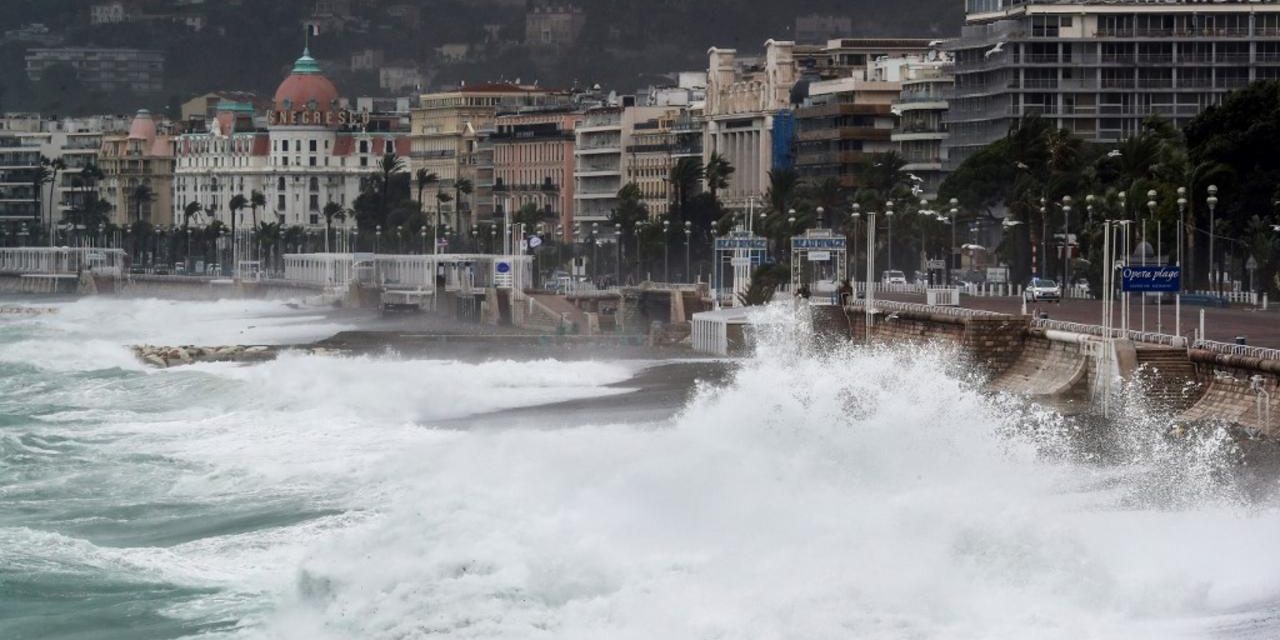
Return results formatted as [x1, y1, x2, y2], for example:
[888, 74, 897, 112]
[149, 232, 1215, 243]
[99, 109, 174, 227]
[891, 48, 954, 200]
[572, 105, 672, 224]
[703, 40, 798, 202]
[172, 48, 410, 230]
[0, 114, 130, 234]
[945, 0, 1280, 168]
[492, 109, 581, 237]
[410, 84, 571, 228]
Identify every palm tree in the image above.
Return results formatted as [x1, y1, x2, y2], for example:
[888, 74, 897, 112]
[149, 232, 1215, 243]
[669, 157, 704, 223]
[130, 184, 154, 224]
[77, 163, 104, 224]
[811, 176, 844, 227]
[765, 169, 800, 215]
[704, 153, 734, 201]
[31, 163, 50, 243]
[181, 201, 202, 229]
[434, 189, 453, 249]
[454, 177, 473, 230]
[43, 157, 65, 244]
[249, 189, 266, 229]
[415, 168, 438, 224]
[377, 152, 406, 227]
[322, 201, 345, 252]
[228, 194, 247, 274]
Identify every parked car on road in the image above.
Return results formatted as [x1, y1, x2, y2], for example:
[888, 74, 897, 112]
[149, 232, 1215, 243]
[1023, 277, 1061, 302]
[881, 270, 907, 285]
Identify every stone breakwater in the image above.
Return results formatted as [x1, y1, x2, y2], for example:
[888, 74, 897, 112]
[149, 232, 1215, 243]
[0, 305, 57, 316]
[131, 344, 342, 368]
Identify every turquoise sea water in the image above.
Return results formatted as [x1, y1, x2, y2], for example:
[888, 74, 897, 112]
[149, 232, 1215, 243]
[3, 297, 1280, 640]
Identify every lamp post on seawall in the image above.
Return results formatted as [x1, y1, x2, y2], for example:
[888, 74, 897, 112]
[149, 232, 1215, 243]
[612, 222, 621, 285]
[1147, 192, 1159, 333]
[591, 222, 599, 282]
[884, 201, 895, 274]
[948, 197, 959, 286]
[850, 204, 862, 285]
[683, 221, 691, 283]
[1061, 195, 1072, 289]
[1038, 199, 1047, 278]
[662, 219, 671, 282]
[420, 226, 427, 254]
[374, 225, 382, 254]
[1176, 188, 1186, 337]
[1206, 184, 1219, 295]
[864, 205, 878, 343]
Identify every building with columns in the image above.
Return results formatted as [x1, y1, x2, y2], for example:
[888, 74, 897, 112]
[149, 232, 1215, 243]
[172, 48, 410, 230]
[703, 40, 798, 202]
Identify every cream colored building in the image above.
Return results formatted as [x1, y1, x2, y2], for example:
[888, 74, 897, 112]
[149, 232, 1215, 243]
[703, 40, 798, 202]
[410, 84, 571, 227]
[99, 109, 174, 226]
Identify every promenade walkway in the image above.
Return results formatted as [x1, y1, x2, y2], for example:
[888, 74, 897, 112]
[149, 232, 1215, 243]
[880, 293, 1280, 348]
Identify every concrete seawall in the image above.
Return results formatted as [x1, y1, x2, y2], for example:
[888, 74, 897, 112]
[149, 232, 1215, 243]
[816, 302, 1280, 435]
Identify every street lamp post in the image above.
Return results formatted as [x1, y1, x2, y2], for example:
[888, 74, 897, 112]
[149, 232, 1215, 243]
[1176, 187, 1187, 337]
[850, 204, 862, 285]
[948, 197, 958, 285]
[1147, 191, 1158, 333]
[420, 226, 427, 254]
[1061, 195, 1072, 288]
[865, 205, 877, 343]
[1207, 184, 1219, 294]
[683, 220, 691, 283]
[884, 201, 894, 275]
[375, 225, 382, 254]
[662, 219, 670, 282]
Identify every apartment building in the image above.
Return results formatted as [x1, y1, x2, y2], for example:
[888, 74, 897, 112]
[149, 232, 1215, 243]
[410, 84, 572, 227]
[945, 0, 1280, 168]
[573, 105, 669, 223]
[26, 47, 165, 93]
[891, 49, 954, 199]
[491, 109, 580, 237]
[0, 114, 129, 227]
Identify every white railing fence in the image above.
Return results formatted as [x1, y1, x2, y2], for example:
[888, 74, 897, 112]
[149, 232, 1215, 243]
[0, 247, 126, 277]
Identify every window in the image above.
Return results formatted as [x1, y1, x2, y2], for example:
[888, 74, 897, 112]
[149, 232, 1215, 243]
[359, 140, 368, 154]
[360, 157, 368, 167]
[277, 177, 286, 190]
[384, 140, 393, 153]
[309, 194, 319, 210]
[283, 156, 289, 166]
[294, 140, 301, 152]
[309, 177, 319, 191]
[310, 156, 317, 166]
[277, 194, 286, 210]
[309, 140, 317, 152]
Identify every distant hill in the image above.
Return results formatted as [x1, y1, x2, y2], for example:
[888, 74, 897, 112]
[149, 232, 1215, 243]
[0, 0, 963, 115]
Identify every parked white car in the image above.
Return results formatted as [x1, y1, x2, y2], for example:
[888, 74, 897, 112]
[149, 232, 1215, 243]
[881, 270, 908, 285]
[1023, 277, 1061, 302]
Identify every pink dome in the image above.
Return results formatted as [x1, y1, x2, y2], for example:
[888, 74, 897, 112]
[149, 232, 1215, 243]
[273, 49, 340, 118]
[127, 109, 156, 141]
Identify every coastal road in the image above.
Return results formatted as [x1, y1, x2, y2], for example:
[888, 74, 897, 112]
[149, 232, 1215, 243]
[878, 293, 1280, 349]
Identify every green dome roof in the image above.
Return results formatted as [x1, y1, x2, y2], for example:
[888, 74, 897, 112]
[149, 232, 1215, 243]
[291, 47, 322, 75]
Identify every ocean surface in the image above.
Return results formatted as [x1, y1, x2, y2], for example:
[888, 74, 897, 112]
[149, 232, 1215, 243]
[2, 297, 1279, 640]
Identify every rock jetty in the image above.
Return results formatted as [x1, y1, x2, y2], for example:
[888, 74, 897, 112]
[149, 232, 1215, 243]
[132, 344, 343, 368]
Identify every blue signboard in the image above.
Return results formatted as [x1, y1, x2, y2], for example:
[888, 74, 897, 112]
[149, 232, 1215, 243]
[715, 237, 768, 250]
[792, 237, 847, 250]
[1121, 265, 1180, 292]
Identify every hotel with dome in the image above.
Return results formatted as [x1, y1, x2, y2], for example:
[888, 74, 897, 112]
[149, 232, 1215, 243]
[172, 48, 410, 229]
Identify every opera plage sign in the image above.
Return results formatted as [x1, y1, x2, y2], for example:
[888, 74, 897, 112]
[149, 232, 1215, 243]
[267, 107, 371, 127]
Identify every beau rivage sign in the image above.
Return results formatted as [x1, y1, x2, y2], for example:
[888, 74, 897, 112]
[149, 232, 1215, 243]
[267, 107, 371, 127]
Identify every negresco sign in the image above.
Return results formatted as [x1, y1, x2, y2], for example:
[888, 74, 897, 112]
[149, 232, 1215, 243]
[267, 108, 371, 127]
